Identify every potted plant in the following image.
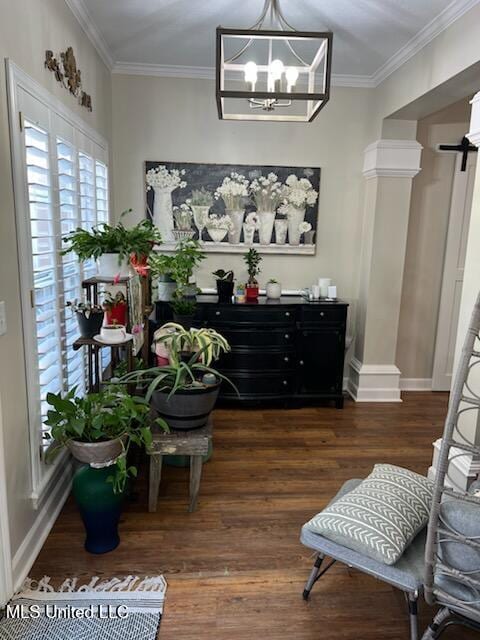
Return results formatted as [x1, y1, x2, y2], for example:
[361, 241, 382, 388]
[148, 252, 177, 302]
[62, 209, 162, 278]
[118, 325, 236, 430]
[66, 300, 104, 338]
[213, 269, 234, 303]
[103, 291, 128, 326]
[244, 248, 262, 302]
[170, 295, 198, 329]
[266, 278, 282, 300]
[189, 188, 213, 241]
[44, 385, 167, 553]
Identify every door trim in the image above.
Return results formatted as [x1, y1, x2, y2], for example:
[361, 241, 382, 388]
[0, 397, 13, 606]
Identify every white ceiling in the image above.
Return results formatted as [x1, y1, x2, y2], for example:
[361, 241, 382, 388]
[67, 0, 479, 86]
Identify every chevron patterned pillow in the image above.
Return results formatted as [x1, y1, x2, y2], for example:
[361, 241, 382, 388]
[305, 464, 434, 565]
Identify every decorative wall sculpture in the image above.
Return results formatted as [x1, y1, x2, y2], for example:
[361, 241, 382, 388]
[145, 161, 320, 254]
[45, 47, 92, 112]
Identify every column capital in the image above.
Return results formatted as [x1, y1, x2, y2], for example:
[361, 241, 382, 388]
[467, 91, 480, 147]
[363, 139, 423, 180]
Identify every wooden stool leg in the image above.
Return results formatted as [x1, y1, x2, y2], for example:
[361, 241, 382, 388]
[149, 455, 163, 513]
[189, 455, 203, 512]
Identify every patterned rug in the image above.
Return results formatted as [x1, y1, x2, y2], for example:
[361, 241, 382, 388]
[0, 575, 166, 640]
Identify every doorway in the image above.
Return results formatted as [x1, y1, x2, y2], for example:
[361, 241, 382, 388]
[432, 151, 477, 390]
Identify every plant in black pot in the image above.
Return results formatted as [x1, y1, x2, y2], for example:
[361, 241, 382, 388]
[66, 300, 104, 338]
[213, 269, 234, 303]
[118, 324, 237, 430]
[44, 385, 167, 553]
[170, 294, 198, 329]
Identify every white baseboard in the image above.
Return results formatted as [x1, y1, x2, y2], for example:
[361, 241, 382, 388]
[428, 438, 480, 490]
[12, 461, 73, 590]
[400, 378, 432, 391]
[347, 357, 402, 402]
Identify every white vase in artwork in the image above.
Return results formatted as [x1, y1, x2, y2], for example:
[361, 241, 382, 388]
[153, 187, 175, 243]
[288, 206, 305, 245]
[207, 226, 229, 243]
[274, 219, 288, 245]
[258, 211, 275, 245]
[243, 223, 255, 246]
[191, 205, 210, 242]
[226, 209, 245, 244]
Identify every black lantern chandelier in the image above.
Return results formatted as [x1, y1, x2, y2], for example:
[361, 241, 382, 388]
[216, 0, 332, 122]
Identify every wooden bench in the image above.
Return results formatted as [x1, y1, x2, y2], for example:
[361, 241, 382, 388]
[148, 418, 212, 513]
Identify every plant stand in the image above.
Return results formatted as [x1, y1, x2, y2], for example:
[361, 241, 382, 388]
[148, 417, 212, 513]
[73, 275, 152, 391]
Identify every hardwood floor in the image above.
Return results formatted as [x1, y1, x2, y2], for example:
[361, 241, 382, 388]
[32, 392, 476, 638]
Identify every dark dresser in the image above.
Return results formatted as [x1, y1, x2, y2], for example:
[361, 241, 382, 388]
[154, 295, 348, 408]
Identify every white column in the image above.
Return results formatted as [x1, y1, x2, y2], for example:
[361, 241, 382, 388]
[429, 91, 480, 487]
[349, 140, 422, 401]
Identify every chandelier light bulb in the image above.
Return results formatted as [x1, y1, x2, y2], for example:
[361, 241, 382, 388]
[244, 61, 258, 84]
[286, 67, 299, 89]
[269, 59, 284, 80]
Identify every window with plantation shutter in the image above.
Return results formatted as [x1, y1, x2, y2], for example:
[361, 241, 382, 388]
[7, 62, 109, 500]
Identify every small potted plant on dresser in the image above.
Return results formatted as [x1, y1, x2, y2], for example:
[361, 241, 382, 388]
[44, 385, 167, 553]
[66, 300, 104, 338]
[244, 248, 262, 302]
[213, 269, 234, 303]
[266, 278, 282, 300]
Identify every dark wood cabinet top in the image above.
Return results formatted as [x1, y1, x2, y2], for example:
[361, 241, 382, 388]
[195, 294, 348, 307]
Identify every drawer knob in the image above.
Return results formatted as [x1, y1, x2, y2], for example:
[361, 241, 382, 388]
[320, 311, 325, 317]
[215, 311, 221, 316]
[283, 380, 288, 386]
[284, 356, 289, 363]
[284, 333, 290, 339]
[285, 311, 290, 317]
[299, 360, 304, 366]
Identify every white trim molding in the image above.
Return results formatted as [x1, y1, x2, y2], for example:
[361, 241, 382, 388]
[363, 139, 423, 180]
[400, 378, 432, 391]
[12, 461, 73, 590]
[347, 357, 402, 402]
[428, 438, 480, 490]
[371, 0, 480, 86]
[64, 0, 114, 70]
[0, 399, 13, 606]
[467, 91, 480, 147]
[112, 62, 375, 88]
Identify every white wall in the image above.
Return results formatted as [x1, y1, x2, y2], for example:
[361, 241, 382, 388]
[396, 100, 470, 379]
[0, 0, 112, 588]
[112, 74, 373, 329]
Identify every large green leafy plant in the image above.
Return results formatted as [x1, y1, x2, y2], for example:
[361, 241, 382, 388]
[44, 385, 167, 492]
[62, 210, 162, 263]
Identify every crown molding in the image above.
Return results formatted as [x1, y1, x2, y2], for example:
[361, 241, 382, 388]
[371, 0, 480, 86]
[112, 62, 375, 88]
[64, 0, 114, 70]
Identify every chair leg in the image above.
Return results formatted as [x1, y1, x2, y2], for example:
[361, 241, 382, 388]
[407, 592, 419, 640]
[302, 554, 325, 600]
[420, 607, 452, 640]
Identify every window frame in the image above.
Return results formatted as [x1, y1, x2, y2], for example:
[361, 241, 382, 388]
[6, 60, 110, 504]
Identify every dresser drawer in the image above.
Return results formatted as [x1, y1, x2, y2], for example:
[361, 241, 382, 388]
[204, 305, 296, 326]
[221, 373, 296, 398]
[216, 327, 295, 348]
[301, 306, 346, 324]
[219, 348, 296, 371]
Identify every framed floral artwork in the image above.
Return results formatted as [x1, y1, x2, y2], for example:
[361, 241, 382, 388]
[145, 161, 320, 254]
